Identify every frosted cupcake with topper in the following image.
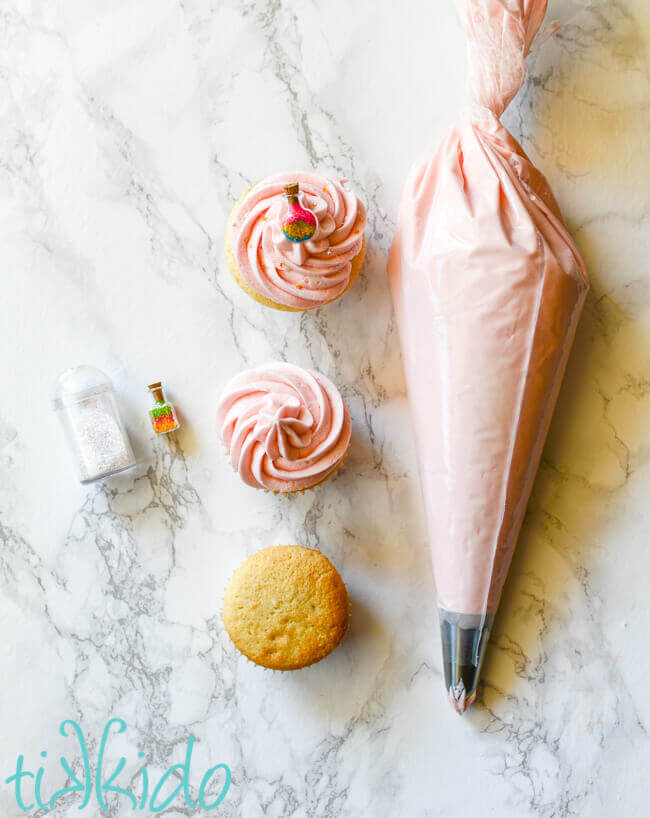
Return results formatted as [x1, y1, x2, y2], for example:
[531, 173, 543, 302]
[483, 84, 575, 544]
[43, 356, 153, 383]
[216, 362, 351, 493]
[225, 172, 366, 311]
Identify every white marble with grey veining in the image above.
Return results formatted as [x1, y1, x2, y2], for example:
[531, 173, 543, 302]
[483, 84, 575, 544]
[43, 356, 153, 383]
[1, 0, 650, 815]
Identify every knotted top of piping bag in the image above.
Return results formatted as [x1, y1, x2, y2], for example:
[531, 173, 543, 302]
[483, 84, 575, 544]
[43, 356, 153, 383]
[459, 0, 557, 117]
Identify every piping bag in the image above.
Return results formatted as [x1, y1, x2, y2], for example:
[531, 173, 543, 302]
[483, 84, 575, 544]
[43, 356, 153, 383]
[387, 0, 589, 714]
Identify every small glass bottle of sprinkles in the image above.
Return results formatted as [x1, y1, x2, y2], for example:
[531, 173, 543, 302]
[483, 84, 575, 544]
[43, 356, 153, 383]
[148, 382, 180, 435]
[281, 182, 317, 243]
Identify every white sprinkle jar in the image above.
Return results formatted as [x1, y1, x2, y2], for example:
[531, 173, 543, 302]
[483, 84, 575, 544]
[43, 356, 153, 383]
[53, 366, 136, 483]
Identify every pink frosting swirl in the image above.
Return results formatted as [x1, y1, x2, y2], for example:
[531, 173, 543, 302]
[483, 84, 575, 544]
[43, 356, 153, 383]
[229, 171, 366, 310]
[216, 362, 351, 492]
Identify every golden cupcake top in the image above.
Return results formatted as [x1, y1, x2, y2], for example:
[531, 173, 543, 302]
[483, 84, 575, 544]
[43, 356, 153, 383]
[222, 546, 349, 670]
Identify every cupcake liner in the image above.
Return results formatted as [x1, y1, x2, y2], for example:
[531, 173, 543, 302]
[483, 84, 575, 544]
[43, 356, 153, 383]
[224, 186, 366, 312]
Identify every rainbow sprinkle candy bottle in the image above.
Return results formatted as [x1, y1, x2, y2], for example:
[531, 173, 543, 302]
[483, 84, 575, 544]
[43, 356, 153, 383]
[148, 381, 180, 435]
[281, 182, 317, 243]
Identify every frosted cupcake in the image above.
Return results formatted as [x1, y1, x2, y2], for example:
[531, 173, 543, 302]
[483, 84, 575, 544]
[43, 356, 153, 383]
[216, 362, 351, 493]
[225, 171, 366, 311]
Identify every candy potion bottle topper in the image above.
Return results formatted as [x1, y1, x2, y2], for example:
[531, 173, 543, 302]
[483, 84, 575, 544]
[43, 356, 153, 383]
[281, 182, 317, 243]
[148, 381, 180, 435]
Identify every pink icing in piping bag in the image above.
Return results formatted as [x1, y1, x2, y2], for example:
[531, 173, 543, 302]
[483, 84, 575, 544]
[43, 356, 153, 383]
[387, 0, 588, 714]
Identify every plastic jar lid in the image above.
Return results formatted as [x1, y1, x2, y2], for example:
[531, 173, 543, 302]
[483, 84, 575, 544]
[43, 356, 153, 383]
[52, 365, 113, 410]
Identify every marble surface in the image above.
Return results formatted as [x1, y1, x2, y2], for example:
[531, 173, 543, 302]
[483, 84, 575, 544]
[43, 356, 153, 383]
[2, 0, 650, 815]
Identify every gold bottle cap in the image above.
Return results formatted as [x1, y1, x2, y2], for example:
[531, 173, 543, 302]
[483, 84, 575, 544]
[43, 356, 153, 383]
[284, 182, 299, 196]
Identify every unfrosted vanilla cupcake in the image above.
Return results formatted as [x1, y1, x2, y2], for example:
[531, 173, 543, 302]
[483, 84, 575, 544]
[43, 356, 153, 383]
[222, 545, 349, 670]
[216, 362, 351, 493]
[225, 171, 366, 311]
